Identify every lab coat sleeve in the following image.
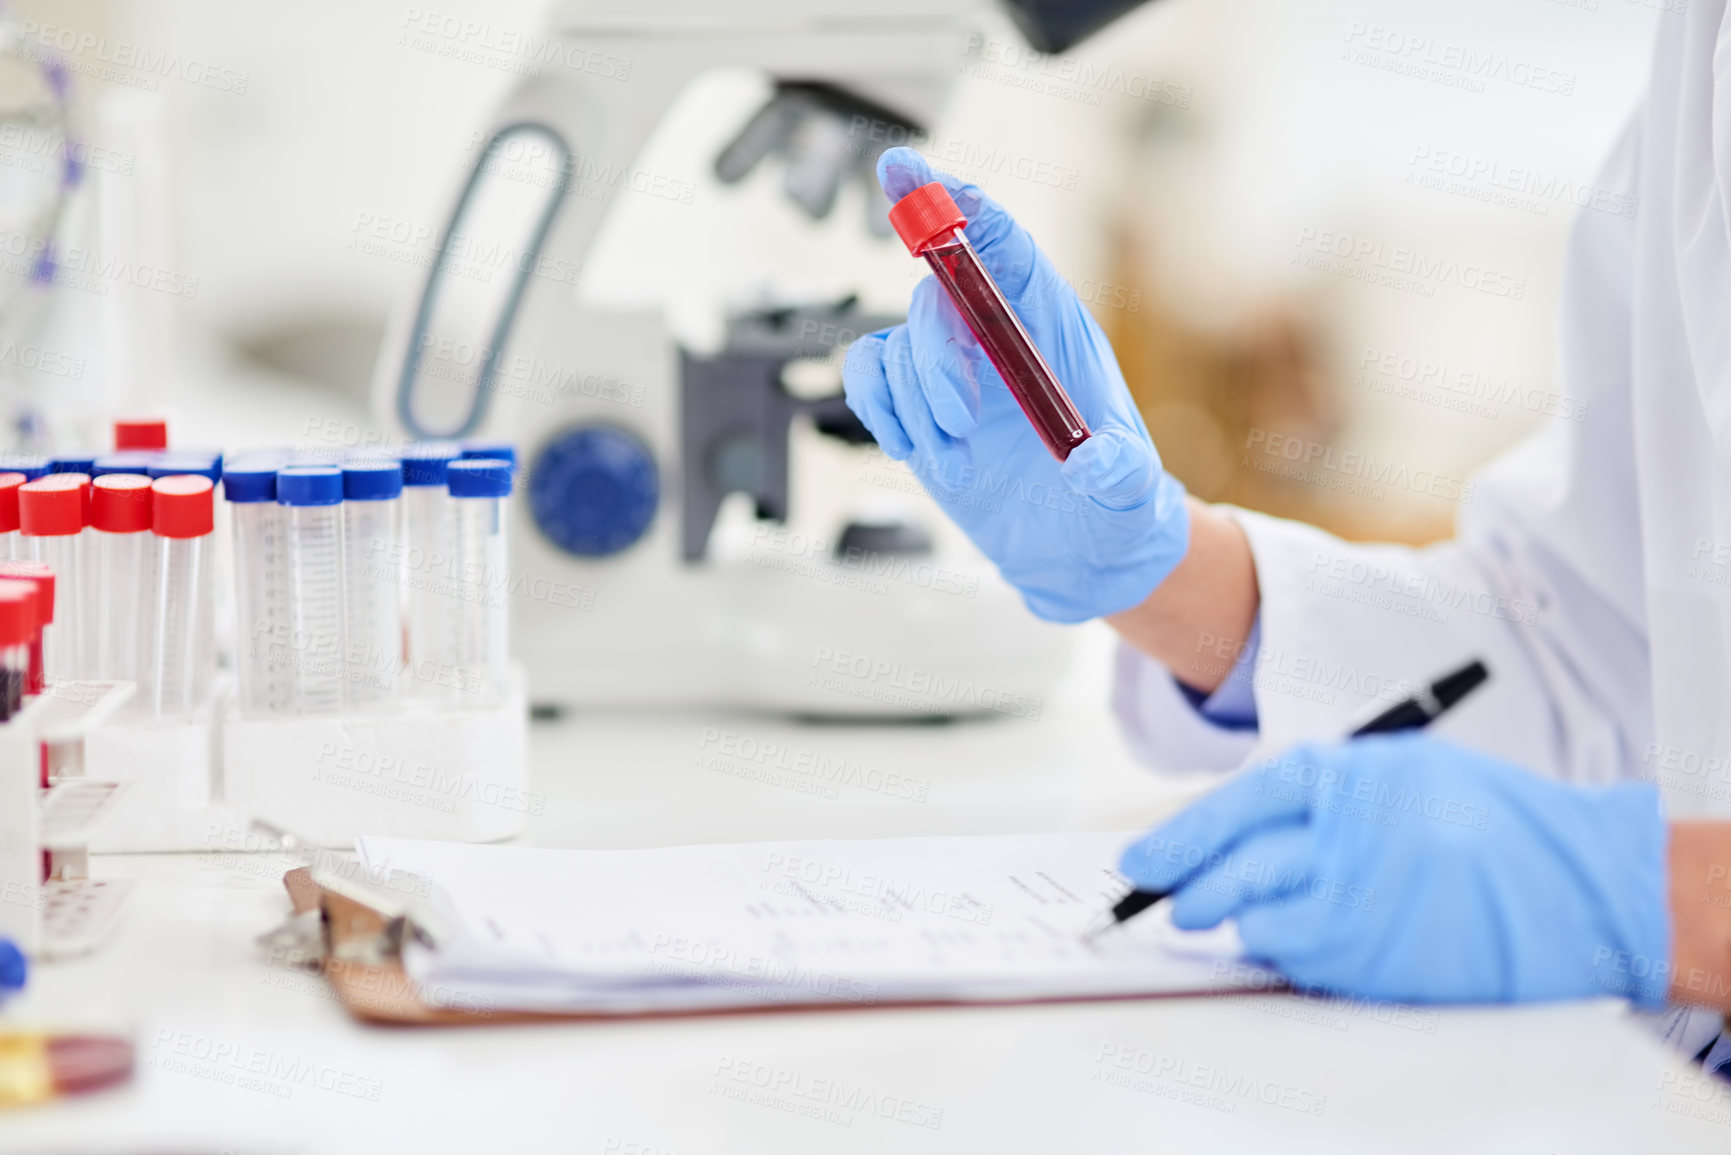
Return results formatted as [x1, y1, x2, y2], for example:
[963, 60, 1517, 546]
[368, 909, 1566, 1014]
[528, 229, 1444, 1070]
[1114, 116, 1651, 784]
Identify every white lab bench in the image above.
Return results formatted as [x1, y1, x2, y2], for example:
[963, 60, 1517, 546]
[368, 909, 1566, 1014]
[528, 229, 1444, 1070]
[3, 656, 1729, 1153]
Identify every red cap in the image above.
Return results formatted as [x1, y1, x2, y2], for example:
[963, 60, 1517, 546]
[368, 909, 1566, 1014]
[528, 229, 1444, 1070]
[887, 181, 968, 256]
[92, 474, 153, 533]
[0, 561, 53, 625]
[152, 474, 214, 538]
[0, 472, 25, 533]
[19, 474, 88, 535]
[114, 418, 169, 450]
[0, 580, 34, 647]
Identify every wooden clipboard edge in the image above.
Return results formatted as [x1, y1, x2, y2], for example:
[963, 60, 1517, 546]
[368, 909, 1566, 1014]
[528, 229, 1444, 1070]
[288, 867, 1290, 1029]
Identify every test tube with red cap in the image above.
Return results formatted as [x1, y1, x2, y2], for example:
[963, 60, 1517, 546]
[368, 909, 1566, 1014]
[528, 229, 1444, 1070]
[90, 475, 154, 683]
[0, 561, 54, 695]
[147, 475, 214, 716]
[0, 579, 32, 719]
[886, 181, 1091, 461]
[113, 418, 168, 451]
[19, 473, 88, 681]
[0, 472, 25, 560]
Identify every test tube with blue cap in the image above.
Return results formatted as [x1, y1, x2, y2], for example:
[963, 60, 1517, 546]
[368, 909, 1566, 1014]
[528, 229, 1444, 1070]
[447, 458, 512, 706]
[225, 458, 289, 715]
[401, 442, 459, 697]
[91, 452, 158, 478]
[278, 465, 345, 713]
[341, 457, 403, 708]
[46, 453, 98, 476]
[0, 455, 48, 481]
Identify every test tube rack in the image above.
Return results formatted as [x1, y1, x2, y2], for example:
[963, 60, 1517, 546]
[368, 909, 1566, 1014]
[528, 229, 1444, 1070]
[84, 666, 531, 852]
[0, 680, 137, 957]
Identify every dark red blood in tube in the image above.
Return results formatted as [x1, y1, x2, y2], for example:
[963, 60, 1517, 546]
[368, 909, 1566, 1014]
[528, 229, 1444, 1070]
[888, 181, 1090, 461]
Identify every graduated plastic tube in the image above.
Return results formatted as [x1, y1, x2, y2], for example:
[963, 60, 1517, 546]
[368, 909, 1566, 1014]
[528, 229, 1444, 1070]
[446, 458, 512, 707]
[341, 458, 403, 709]
[148, 475, 215, 717]
[224, 460, 289, 716]
[89, 475, 153, 683]
[887, 181, 1091, 462]
[278, 466, 345, 713]
[401, 443, 460, 698]
[20, 473, 88, 682]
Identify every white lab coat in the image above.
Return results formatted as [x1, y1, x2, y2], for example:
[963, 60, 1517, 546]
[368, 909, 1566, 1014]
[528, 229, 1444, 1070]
[1114, 3, 1731, 1057]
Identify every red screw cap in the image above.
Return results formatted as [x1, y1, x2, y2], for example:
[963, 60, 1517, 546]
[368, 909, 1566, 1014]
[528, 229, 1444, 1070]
[91, 474, 153, 533]
[0, 580, 33, 647]
[152, 475, 214, 538]
[887, 181, 968, 256]
[114, 418, 169, 450]
[0, 472, 25, 534]
[19, 474, 88, 536]
[0, 561, 53, 625]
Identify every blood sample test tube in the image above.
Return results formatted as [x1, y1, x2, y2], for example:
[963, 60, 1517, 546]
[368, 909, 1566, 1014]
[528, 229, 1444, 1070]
[0, 561, 53, 695]
[224, 459, 288, 716]
[446, 459, 511, 707]
[341, 458, 403, 709]
[89, 475, 153, 683]
[0, 473, 26, 561]
[277, 466, 345, 713]
[401, 442, 459, 698]
[887, 182, 1091, 461]
[0, 580, 32, 720]
[113, 418, 168, 451]
[19, 474, 88, 682]
[147, 476, 215, 716]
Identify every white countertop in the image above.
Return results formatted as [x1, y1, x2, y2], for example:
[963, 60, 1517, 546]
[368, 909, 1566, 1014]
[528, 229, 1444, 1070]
[4, 667, 1730, 1153]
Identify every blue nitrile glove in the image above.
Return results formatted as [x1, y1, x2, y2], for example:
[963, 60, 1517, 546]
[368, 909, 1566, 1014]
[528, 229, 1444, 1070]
[1120, 734, 1672, 1005]
[0, 937, 24, 995]
[842, 147, 1189, 623]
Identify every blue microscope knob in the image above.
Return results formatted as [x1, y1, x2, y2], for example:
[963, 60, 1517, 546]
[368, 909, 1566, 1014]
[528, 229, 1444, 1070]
[529, 425, 660, 557]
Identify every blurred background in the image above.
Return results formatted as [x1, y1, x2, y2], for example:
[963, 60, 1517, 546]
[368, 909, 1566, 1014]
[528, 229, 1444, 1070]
[0, 0, 1662, 548]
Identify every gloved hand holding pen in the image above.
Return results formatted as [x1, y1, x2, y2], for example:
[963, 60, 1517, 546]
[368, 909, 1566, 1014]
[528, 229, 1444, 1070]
[1119, 735, 1674, 1005]
[842, 147, 1191, 624]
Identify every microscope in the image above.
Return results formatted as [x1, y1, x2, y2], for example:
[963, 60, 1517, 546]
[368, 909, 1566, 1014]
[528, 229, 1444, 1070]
[371, 0, 1145, 715]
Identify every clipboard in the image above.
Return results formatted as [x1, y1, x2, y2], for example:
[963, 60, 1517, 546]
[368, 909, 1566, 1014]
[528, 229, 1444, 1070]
[269, 865, 1283, 1027]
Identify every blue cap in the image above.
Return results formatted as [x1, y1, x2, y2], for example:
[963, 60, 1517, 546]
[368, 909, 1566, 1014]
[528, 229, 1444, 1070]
[0, 454, 48, 480]
[92, 451, 158, 478]
[402, 441, 461, 487]
[47, 452, 98, 474]
[460, 440, 518, 468]
[343, 458, 403, 501]
[448, 458, 513, 499]
[0, 937, 23, 993]
[276, 465, 343, 506]
[223, 460, 278, 504]
[149, 453, 222, 482]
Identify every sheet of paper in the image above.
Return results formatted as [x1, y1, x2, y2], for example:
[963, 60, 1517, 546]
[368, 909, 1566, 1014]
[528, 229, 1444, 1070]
[358, 831, 1262, 1015]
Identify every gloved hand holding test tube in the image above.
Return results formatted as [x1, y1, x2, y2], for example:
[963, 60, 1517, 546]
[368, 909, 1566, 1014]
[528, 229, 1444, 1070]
[843, 148, 1190, 623]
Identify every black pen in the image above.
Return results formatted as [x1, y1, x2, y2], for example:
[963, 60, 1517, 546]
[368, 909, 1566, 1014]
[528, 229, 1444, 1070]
[1083, 658, 1489, 942]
